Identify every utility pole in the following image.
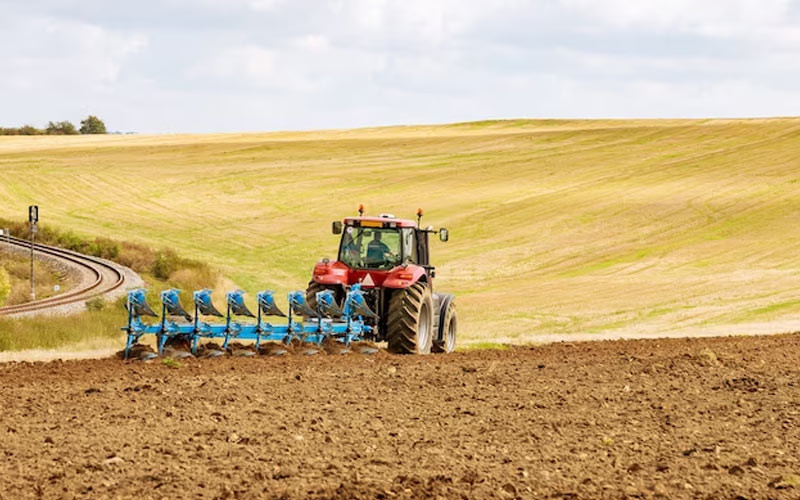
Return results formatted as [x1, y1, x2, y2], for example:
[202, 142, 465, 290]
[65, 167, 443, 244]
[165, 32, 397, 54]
[29, 205, 38, 301]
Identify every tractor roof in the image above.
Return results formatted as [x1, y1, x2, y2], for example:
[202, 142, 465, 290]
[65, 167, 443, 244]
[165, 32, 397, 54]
[344, 216, 417, 228]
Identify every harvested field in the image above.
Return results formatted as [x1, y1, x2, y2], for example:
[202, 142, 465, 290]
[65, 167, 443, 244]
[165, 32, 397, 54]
[2, 334, 800, 499]
[4, 119, 800, 345]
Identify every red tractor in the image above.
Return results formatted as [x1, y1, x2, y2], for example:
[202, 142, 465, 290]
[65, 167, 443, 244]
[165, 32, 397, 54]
[306, 207, 456, 354]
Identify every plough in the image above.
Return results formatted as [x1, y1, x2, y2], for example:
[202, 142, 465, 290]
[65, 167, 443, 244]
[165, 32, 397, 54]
[122, 284, 378, 360]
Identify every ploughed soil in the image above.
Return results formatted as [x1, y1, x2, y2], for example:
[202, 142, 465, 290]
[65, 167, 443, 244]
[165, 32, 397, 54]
[2, 335, 800, 499]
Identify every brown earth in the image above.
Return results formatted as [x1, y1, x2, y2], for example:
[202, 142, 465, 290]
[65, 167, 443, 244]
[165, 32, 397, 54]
[2, 334, 800, 499]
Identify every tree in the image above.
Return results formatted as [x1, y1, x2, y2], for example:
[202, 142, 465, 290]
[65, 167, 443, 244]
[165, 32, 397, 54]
[18, 125, 43, 135]
[79, 115, 107, 134]
[46, 121, 78, 135]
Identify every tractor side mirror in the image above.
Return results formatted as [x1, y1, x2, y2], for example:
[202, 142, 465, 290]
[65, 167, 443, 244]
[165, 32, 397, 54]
[439, 228, 449, 242]
[332, 221, 343, 234]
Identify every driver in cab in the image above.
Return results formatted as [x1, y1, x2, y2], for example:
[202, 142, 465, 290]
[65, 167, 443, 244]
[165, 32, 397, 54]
[366, 232, 394, 266]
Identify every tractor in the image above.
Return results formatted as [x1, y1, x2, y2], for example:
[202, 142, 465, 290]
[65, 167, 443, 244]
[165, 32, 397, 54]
[306, 206, 456, 354]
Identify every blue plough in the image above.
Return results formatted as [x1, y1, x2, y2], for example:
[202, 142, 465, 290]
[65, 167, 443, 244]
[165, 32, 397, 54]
[121, 284, 377, 359]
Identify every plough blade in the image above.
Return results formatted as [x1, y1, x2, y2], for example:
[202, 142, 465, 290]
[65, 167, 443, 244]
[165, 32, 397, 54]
[227, 290, 255, 318]
[193, 289, 224, 317]
[288, 291, 317, 318]
[259, 343, 289, 356]
[128, 289, 158, 317]
[257, 291, 286, 317]
[122, 285, 378, 360]
[316, 290, 344, 318]
[161, 289, 192, 321]
[345, 286, 378, 319]
[351, 342, 380, 355]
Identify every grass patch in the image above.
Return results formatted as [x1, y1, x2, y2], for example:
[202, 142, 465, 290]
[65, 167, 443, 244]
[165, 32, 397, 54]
[0, 255, 71, 305]
[161, 358, 182, 369]
[745, 299, 800, 319]
[0, 306, 123, 351]
[0, 268, 8, 306]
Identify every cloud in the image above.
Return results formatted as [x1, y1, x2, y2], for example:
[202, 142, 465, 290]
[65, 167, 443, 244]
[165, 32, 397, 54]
[0, 16, 147, 92]
[1, 1, 799, 132]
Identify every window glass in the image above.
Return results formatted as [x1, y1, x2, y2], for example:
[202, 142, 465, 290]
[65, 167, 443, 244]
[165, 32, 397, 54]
[339, 227, 402, 269]
[402, 228, 417, 263]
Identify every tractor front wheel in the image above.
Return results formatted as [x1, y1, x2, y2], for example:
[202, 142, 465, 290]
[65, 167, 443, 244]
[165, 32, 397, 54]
[386, 282, 433, 354]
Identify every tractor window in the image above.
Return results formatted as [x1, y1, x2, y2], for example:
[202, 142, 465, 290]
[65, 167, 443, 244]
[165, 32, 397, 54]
[402, 228, 417, 264]
[339, 227, 402, 269]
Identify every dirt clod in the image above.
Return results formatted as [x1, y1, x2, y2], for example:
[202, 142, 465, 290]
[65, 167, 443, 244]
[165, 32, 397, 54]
[103, 456, 124, 466]
[696, 347, 720, 366]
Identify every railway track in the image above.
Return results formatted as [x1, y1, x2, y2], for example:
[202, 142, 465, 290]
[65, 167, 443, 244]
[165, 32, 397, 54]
[0, 235, 126, 316]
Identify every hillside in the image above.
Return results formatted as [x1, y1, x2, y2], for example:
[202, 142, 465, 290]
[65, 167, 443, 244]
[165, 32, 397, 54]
[2, 118, 800, 343]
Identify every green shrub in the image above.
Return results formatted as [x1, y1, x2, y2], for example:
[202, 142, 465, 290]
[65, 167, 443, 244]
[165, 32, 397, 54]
[152, 248, 180, 280]
[86, 237, 120, 260]
[116, 241, 155, 273]
[45, 121, 78, 135]
[85, 297, 106, 311]
[0, 268, 10, 306]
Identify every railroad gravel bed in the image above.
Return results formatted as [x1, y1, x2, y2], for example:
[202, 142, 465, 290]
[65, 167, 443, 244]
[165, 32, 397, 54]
[2, 334, 800, 499]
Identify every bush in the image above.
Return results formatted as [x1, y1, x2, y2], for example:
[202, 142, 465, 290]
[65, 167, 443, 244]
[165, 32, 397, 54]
[116, 241, 155, 273]
[0, 268, 10, 306]
[18, 125, 43, 135]
[86, 237, 120, 260]
[80, 115, 107, 134]
[85, 297, 106, 311]
[46, 121, 78, 135]
[152, 249, 180, 280]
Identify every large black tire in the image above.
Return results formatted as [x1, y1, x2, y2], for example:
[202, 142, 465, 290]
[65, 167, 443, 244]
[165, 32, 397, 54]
[386, 282, 434, 354]
[432, 298, 456, 354]
[305, 280, 343, 312]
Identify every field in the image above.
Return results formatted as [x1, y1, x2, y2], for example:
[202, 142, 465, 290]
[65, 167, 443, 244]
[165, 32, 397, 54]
[2, 118, 800, 345]
[3, 334, 800, 499]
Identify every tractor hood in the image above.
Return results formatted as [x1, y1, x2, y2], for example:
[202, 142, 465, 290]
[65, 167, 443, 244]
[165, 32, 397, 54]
[312, 260, 427, 289]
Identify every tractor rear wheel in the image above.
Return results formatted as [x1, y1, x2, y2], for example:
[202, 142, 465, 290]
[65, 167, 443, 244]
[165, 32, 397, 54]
[433, 298, 457, 354]
[386, 282, 433, 354]
[305, 281, 343, 311]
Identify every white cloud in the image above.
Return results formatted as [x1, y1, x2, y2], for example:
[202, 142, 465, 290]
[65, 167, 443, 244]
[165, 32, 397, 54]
[0, 16, 147, 92]
[559, 0, 791, 31]
[1, 1, 799, 132]
[292, 34, 330, 51]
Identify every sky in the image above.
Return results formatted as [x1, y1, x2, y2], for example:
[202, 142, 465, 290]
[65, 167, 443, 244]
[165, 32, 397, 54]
[2, 0, 800, 133]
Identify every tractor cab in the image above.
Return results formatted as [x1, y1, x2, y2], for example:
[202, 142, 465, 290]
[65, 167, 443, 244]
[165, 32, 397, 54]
[332, 211, 448, 275]
[335, 215, 417, 270]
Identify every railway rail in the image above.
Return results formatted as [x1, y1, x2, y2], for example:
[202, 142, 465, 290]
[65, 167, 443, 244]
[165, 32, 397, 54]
[0, 235, 126, 316]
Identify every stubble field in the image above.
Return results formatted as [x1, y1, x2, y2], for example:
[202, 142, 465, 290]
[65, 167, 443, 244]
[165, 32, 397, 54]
[2, 118, 800, 348]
